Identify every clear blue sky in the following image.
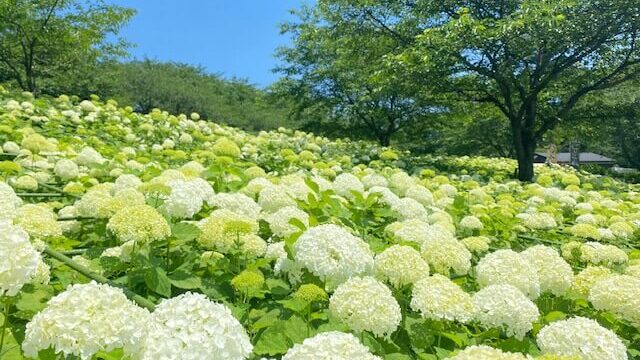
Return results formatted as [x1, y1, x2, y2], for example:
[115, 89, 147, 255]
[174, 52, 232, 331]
[109, 1, 308, 88]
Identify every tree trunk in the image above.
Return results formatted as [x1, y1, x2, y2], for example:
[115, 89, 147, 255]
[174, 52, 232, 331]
[511, 120, 536, 182]
[378, 133, 391, 147]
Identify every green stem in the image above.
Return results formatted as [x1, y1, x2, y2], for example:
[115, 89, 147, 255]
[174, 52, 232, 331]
[43, 247, 156, 311]
[0, 297, 11, 357]
[306, 304, 311, 338]
[39, 183, 81, 199]
[16, 192, 65, 197]
[166, 237, 171, 269]
[57, 217, 97, 222]
[61, 249, 86, 256]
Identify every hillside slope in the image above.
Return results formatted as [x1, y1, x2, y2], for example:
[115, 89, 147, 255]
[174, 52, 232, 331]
[0, 90, 639, 359]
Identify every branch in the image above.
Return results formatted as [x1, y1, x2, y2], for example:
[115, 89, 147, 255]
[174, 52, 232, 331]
[43, 247, 156, 311]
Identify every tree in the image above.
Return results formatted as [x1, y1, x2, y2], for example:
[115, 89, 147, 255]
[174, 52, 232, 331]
[295, 0, 640, 180]
[98, 60, 294, 131]
[275, 3, 440, 146]
[0, 0, 134, 95]
[554, 81, 640, 168]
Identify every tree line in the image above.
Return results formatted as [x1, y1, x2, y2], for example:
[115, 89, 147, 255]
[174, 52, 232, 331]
[1, 0, 639, 180]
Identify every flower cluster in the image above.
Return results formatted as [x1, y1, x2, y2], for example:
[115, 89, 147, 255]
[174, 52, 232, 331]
[537, 317, 627, 360]
[136, 293, 252, 360]
[22, 282, 150, 360]
[329, 276, 401, 337]
[294, 224, 374, 287]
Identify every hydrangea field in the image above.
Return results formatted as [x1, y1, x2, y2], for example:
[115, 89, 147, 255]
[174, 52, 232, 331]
[1, 89, 639, 360]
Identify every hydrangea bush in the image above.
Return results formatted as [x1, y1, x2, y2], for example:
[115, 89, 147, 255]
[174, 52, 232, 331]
[0, 91, 638, 359]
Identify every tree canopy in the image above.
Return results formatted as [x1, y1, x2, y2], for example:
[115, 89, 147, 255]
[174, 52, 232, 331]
[279, 0, 640, 180]
[0, 0, 134, 95]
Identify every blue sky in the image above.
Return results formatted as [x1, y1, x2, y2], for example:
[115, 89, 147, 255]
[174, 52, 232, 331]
[109, 1, 308, 88]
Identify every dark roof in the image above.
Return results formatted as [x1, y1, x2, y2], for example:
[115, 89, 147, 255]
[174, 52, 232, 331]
[534, 152, 616, 163]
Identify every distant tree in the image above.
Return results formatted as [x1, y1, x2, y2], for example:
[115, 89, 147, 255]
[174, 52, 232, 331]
[101, 60, 294, 131]
[276, 3, 440, 146]
[0, 0, 134, 94]
[288, 0, 640, 180]
[555, 81, 640, 168]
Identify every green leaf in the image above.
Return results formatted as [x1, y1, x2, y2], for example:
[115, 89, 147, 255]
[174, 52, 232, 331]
[283, 315, 309, 344]
[288, 218, 307, 231]
[95, 348, 124, 360]
[171, 222, 200, 242]
[265, 278, 291, 296]
[544, 310, 566, 323]
[279, 298, 308, 313]
[453, 195, 465, 209]
[361, 332, 385, 355]
[440, 332, 468, 347]
[144, 267, 172, 297]
[253, 325, 290, 356]
[251, 309, 281, 331]
[14, 286, 52, 320]
[168, 270, 202, 290]
[304, 177, 320, 194]
[385, 354, 413, 360]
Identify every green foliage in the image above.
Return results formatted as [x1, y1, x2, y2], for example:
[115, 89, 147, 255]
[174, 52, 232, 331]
[98, 59, 295, 131]
[0, 0, 134, 94]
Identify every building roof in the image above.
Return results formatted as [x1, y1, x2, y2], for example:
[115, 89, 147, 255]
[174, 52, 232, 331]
[535, 152, 616, 164]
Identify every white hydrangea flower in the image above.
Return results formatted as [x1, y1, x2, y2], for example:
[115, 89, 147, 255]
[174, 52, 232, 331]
[461, 236, 491, 253]
[446, 345, 529, 360]
[476, 249, 540, 299]
[385, 218, 434, 245]
[361, 173, 388, 189]
[390, 197, 428, 220]
[472, 284, 540, 340]
[265, 242, 304, 285]
[537, 317, 627, 360]
[589, 274, 640, 325]
[374, 245, 429, 288]
[438, 183, 458, 197]
[75, 147, 106, 167]
[369, 186, 400, 206]
[294, 224, 373, 288]
[404, 185, 433, 206]
[53, 159, 79, 180]
[579, 242, 628, 266]
[459, 215, 483, 231]
[263, 206, 309, 238]
[420, 235, 472, 276]
[0, 221, 43, 296]
[388, 172, 415, 196]
[162, 179, 204, 219]
[329, 276, 401, 337]
[136, 293, 252, 360]
[410, 274, 476, 323]
[241, 177, 273, 198]
[0, 181, 22, 220]
[332, 173, 364, 198]
[186, 177, 215, 203]
[22, 282, 150, 360]
[209, 192, 261, 219]
[107, 205, 171, 244]
[282, 331, 380, 360]
[517, 212, 557, 230]
[14, 204, 62, 238]
[520, 245, 573, 296]
[114, 174, 143, 193]
[258, 185, 297, 213]
[197, 209, 259, 252]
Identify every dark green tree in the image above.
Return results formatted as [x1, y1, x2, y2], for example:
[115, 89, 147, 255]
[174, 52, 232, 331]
[0, 0, 134, 94]
[276, 3, 440, 146]
[287, 0, 640, 180]
[100, 60, 294, 131]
